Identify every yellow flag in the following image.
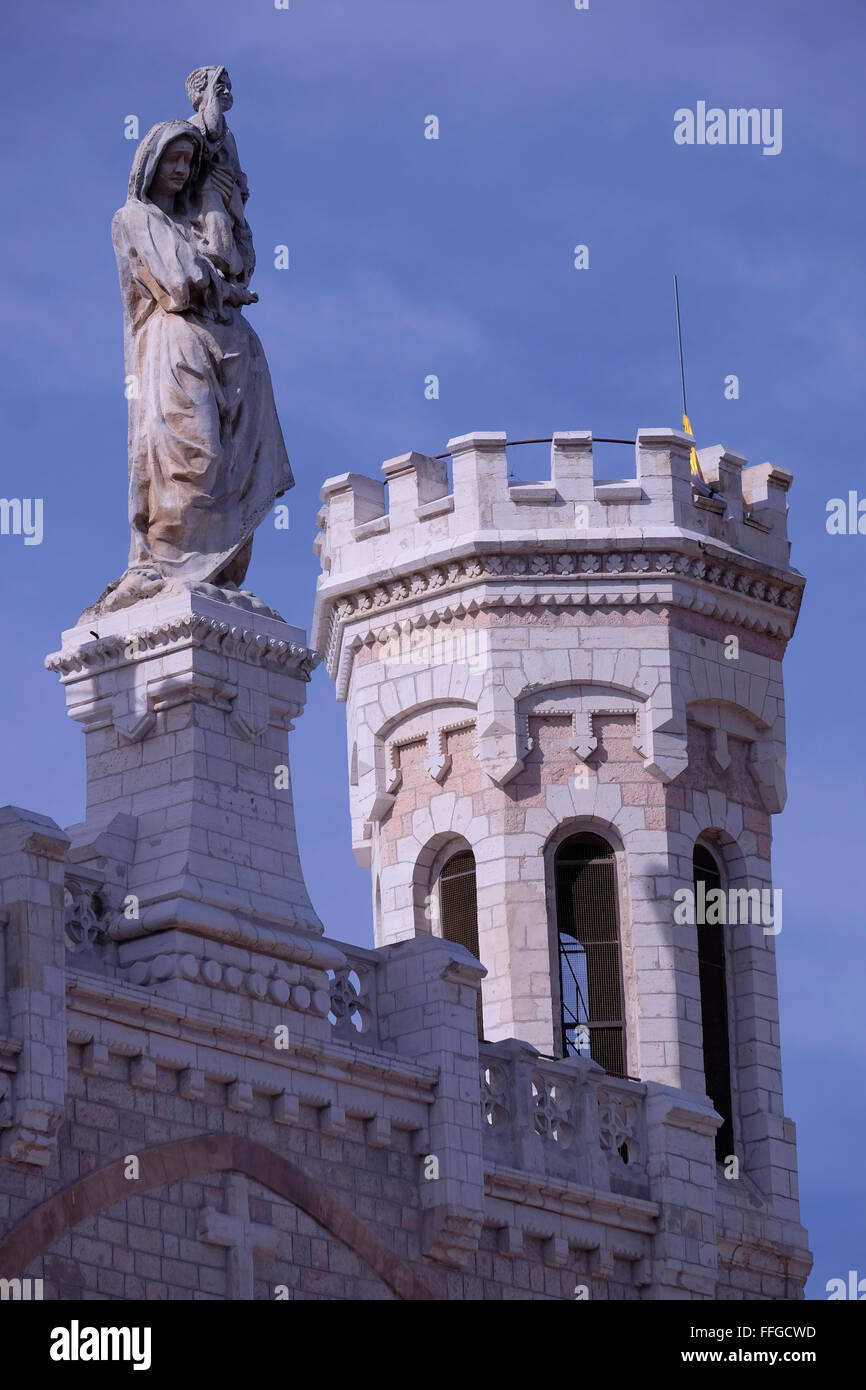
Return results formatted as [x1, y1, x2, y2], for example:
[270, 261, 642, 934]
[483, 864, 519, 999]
[682, 412, 706, 482]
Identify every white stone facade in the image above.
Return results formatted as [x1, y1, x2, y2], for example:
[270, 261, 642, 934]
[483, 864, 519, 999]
[0, 433, 810, 1298]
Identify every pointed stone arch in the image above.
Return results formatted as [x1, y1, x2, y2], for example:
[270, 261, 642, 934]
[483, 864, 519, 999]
[0, 1133, 434, 1300]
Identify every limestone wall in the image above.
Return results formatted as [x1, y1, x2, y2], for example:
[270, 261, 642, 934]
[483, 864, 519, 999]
[0, 848, 810, 1299]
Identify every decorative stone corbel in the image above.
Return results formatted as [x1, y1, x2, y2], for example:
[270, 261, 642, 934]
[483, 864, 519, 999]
[421, 1208, 484, 1270]
[148, 670, 237, 714]
[474, 671, 524, 784]
[641, 685, 689, 782]
[497, 1225, 524, 1257]
[113, 690, 155, 744]
[632, 706, 648, 759]
[750, 742, 787, 814]
[231, 691, 303, 741]
[591, 1246, 616, 1281]
[424, 727, 451, 783]
[71, 670, 240, 743]
[711, 728, 731, 772]
[366, 793, 397, 824]
[568, 710, 598, 764]
[475, 714, 524, 784]
[229, 689, 269, 741]
[384, 737, 404, 795]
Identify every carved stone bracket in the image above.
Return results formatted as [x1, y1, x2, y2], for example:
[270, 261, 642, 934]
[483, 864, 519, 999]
[519, 691, 650, 778]
[711, 728, 731, 771]
[113, 690, 156, 743]
[569, 710, 598, 763]
[420, 1207, 484, 1270]
[750, 744, 787, 814]
[385, 717, 475, 794]
[424, 725, 452, 783]
[229, 692, 303, 742]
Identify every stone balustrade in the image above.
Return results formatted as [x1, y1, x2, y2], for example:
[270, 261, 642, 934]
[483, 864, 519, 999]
[479, 1038, 650, 1196]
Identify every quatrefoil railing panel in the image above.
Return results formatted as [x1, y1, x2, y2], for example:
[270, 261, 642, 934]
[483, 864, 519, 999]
[63, 873, 118, 952]
[531, 1069, 575, 1148]
[481, 1062, 510, 1130]
[478, 1044, 594, 1182]
[326, 950, 379, 1044]
[597, 1083, 647, 1179]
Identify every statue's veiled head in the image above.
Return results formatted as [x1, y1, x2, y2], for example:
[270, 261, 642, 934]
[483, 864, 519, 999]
[127, 120, 204, 212]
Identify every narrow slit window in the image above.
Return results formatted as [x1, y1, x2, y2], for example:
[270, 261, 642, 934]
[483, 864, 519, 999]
[694, 844, 734, 1162]
[554, 834, 625, 1076]
[439, 850, 483, 1040]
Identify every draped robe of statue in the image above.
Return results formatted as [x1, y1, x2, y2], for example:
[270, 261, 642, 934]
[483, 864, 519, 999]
[88, 119, 292, 615]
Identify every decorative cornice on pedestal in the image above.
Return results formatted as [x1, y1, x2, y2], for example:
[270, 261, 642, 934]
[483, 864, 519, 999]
[46, 612, 320, 684]
[46, 608, 318, 745]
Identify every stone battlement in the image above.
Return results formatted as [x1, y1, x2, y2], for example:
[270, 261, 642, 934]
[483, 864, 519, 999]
[314, 430, 795, 606]
[312, 430, 803, 696]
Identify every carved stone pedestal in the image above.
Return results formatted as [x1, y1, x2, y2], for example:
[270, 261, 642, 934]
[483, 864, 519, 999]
[45, 592, 333, 1029]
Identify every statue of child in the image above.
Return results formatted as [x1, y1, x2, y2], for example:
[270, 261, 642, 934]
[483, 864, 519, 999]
[186, 65, 256, 286]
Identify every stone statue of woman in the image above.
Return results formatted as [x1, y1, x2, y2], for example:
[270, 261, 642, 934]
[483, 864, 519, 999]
[83, 115, 292, 618]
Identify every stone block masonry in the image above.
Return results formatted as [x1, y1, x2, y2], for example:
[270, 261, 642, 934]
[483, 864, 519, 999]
[308, 426, 811, 1299]
[0, 432, 811, 1300]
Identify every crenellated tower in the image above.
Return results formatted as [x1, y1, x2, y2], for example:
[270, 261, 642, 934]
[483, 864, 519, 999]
[313, 426, 810, 1292]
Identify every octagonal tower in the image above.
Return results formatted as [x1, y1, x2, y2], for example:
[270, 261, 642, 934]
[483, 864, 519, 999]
[312, 428, 808, 1272]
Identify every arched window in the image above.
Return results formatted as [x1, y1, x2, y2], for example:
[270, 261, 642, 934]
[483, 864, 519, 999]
[693, 844, 734, 1162]
[554, 833, 625, 1076]
[438, 850, 483, 1040]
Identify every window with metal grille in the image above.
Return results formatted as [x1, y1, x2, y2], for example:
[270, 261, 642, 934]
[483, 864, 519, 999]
[438, 850, 484, 1040]
[694, 844, 734, 1162]
[554, 834, 625, 1076]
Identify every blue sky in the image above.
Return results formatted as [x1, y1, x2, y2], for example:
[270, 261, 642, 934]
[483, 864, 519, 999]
[1, 0, 864, 1298]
